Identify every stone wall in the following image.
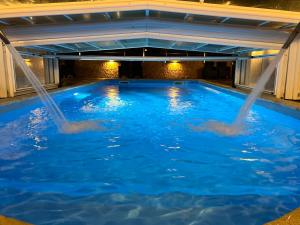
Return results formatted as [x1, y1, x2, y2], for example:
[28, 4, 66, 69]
[73, 61, 120, 80]
[142, 61, 204, 79]
[66, 61, 206, 80]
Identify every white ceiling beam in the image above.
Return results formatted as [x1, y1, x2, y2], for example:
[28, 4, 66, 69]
[10, 31, 281, 50]
[104, 12, 111, 20]
[6, 19, 286, 49]
[25, 45, 59, 52]
[74, 43, 81, 48]
[63, 15, 73, 21]
[52, 55, 249, 61]
[0, 19, 9, 25]
[19, 51, 41, 57]
[217, 45, 237, 52]
[193, 43, 208, 50]
[21, 16, 34, 25]
[279, 23, 296, 29]
[117, 40, 125, 48]
[45, 16, 56, 23]
[258, 21, 270, 27]
[85, 42, 100, 49]
[220, 17, 230, 23]
[169, 42, 177, 48]
[236, 48, 256, 53]
[55, 44, 76, 51]
[1, 0, 300, 24]
[184, 14, 191, 21]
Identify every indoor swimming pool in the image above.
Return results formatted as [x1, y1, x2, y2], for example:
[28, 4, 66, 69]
[0, 80, 300, 225]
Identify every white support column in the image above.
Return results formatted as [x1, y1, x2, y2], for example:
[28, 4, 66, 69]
[0, 43, 16, 98]
[234, 60, 241, 85]
[239, 60, 247, 85]
[285, 36, 300, 100]
[44, 58, 60, 86]
[0, 42, 8, 98]
[275, 50, 289, 99]
[53, 58, 60, 85]
[44, 58, 50, 84]
[4, 46, 16, 97]
[48, 59, 54, 84]
[275, 36, 300, 100]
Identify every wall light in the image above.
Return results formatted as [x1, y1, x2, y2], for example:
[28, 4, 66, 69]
[251, 50, 279, 57]
[24, 58, 32, 66]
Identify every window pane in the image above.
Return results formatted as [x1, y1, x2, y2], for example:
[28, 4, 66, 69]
[14, 57, 46, 89]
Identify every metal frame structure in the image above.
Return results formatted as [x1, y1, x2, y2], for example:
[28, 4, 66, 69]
[0, 0, 300, 99]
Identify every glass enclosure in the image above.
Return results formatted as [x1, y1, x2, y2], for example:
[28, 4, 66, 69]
[1, 0, 300, 12]
[236, 57, 276, 92]
[14, 57, 56, 90]
[14, 57, 45, 89]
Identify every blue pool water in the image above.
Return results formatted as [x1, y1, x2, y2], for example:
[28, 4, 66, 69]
[0, 80, 300, 225]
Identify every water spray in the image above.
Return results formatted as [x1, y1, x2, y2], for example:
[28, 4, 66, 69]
[0, 30, 102, 133]
[199, 22, 300, 136]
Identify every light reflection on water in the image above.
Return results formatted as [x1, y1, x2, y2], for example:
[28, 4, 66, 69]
[167, 87, 192, 113]
[105, 86, 125, 109]
[1, 82, 300, 225]
[80, 86, 126, 113]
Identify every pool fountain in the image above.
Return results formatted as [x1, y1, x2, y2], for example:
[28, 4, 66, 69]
[0, 31, 102, 133]
[204, 23, 300, 136]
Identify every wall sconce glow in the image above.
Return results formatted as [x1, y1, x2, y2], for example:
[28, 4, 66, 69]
[251, 50, 280, 57]
[24, 59, 32, 66]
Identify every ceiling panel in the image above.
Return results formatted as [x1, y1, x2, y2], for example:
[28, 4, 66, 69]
[69, 13, 107, 23]
[223, 18, 263, 26]
[189, 15, 221, 24]
[170, 41, 200, 50]
[150, 11, 185, 21]
[18, 38, 258, 56]
[110, 11, 145, 20]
